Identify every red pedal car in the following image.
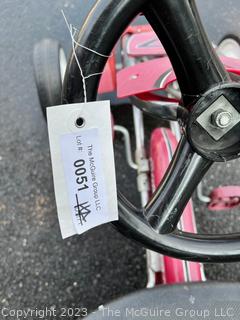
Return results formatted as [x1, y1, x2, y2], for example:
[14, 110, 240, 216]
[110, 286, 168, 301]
[33, 0, 240, 318]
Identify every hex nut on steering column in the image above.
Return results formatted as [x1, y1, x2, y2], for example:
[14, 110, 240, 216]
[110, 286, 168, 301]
[211, 109, 232, 129]
[196, 95, 240, 141]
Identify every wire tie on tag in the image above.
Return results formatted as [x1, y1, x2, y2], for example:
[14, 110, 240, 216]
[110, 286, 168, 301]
[61, 10, 112, 103]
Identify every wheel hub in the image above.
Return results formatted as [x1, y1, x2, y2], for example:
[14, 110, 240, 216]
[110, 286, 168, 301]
[187, 83, 240, 162]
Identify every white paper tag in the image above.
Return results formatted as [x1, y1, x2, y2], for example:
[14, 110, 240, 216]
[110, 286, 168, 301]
[47, 101, 118, 238]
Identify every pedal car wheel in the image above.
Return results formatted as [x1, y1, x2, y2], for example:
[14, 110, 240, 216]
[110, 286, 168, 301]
[33, 38, 67, 116]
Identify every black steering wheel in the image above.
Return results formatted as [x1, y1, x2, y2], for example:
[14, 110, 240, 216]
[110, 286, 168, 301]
[62, 0, 240, 263]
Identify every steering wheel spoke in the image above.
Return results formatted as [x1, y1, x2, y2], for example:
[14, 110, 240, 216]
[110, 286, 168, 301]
[145, 136, 212, 234]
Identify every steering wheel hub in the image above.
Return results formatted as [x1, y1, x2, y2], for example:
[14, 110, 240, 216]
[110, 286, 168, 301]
[187, 83, 240, 162]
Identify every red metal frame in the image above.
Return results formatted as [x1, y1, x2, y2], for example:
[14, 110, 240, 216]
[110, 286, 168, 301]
[208, 186, 240, 211]
[116, 55, 240, 100]
[99, 30, 240, 100]
[98, 49, 117, 94]
[126, 31, 166, 57]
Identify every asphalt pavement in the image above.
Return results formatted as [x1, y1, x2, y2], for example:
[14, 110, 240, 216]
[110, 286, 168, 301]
[1, 0, 240, 317]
